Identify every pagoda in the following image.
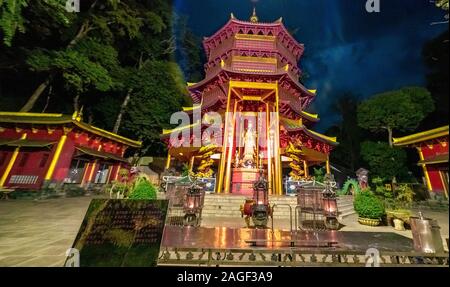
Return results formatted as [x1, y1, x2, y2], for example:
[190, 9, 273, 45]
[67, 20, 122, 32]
[162, 9, 338, 195]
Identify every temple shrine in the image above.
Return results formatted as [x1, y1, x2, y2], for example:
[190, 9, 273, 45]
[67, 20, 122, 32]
[0, 111, 141, 190]
[163, 10, 338, 195]
[393, 126, 449, 200]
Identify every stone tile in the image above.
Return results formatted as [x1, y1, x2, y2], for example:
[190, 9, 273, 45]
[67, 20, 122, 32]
[0, 256, 35, 267]
[32, 245, 70, 256]
[0, 244, 52, 256]
[13, 255, 64, 267]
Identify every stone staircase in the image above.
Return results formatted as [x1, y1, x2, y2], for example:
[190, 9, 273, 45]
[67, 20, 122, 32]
[201, 194, 355, 219]
[337, 195, 355, 220]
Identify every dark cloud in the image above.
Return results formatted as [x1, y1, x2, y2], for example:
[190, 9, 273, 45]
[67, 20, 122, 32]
[174, 0, 448, 131]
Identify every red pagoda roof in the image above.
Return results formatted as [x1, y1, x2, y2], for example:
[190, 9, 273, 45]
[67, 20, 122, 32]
[280, 117, 338, 146]
[203, 13, 304, 61]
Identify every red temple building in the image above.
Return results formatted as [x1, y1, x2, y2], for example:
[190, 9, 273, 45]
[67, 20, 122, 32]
[162, 10, 338, 195]
[0, 111, 141, 191]
[393, 126, 449, 200]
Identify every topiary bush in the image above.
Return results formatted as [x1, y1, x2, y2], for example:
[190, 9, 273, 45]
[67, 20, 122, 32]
[354, 191, 385, 219]
[128, 177, 157, 200]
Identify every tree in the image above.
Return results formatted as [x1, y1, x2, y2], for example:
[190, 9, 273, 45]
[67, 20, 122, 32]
[174, 15, 205, 83]
[121, 60, 189, 156]
[327, 93, 362, 171]
[0, 0, 70, 47]
[421, 30, 449, 129]
[18, 0, 142, 112]
[357, 87, 434, 147]
[360, 141, 409, 181]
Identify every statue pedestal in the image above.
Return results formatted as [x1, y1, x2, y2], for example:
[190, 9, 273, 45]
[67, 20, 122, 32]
[231, 168, 260, 196]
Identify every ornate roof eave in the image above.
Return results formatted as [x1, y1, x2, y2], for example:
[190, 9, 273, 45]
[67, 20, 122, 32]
[0, 112, 142, 147]
[393, 126, 449, 147]
[188, 68, 315, 98]
[300, 111, 320, 122]
[281, 117, 338, 146]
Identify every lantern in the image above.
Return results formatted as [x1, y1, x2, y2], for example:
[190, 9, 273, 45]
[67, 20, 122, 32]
[183, 181, 203, 214]
[321, 177, 339, 230]
[322, 195, 338, 217]
[251, 169, 270, 228]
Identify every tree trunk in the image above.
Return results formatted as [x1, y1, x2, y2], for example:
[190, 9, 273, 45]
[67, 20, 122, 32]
[73, 93, 80, 113]
[19, 79, 50, 112]
[19, 19, 93, 112]
[113, 88, 133, 134]
[388, 127, 393, 147]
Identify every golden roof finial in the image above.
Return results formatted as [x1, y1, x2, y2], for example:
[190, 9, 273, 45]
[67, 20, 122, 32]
[230, 12, 235, 19]
[250, 7, 259, 23]
[72, 106, 84, 122]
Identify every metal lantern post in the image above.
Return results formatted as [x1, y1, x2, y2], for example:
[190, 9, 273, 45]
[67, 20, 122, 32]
[322, 175, 339, 230]
[251, 168, 271, 228]
[183, 176, 205, 226]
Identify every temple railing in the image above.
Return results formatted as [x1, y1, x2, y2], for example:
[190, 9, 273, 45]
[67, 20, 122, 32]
[158, 247, 449, 267]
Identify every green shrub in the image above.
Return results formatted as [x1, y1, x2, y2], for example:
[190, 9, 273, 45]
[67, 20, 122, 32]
[128, 178, 157, 200]
[354, 191, 385, 219]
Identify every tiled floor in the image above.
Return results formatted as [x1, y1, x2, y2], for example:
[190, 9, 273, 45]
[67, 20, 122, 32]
[0, 196, 92, 267]
[0, 196, 448, 266]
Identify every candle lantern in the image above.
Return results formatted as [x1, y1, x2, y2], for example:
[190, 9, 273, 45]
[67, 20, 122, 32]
[251, 169, 271, 228]
[321, 175, 339, 230]
[183, 178, 205, 226]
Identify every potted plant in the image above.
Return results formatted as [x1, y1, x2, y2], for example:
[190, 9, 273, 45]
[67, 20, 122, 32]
[385, 184, 414, 230]
[354, 191, 385, 226]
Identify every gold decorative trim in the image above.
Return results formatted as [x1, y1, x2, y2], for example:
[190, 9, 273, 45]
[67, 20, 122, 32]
[393, 126, 449, 146]
[233, 55, 277, 64]
[235, 34, 276, 42]
[0, 112, 63, 117]
[236, 68, 274, 73]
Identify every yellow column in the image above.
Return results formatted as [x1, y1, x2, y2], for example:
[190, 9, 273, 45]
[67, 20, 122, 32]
[274, 82, 283, 195]
[165, 153, 171, 170]
[224, 100, 238, 194]
[0, 133, 27, 187]
[418, 147, 432, 192]
[114, 164, 121, 181]
[303, 160, 309, 177]
[87, 161, 97, 182]
[326, 159, 331, 175]
[266, 103, 272, 195]
[44, 134, 68, 180]
[87, 145, 102, 183]
[217, 84, 233, 194]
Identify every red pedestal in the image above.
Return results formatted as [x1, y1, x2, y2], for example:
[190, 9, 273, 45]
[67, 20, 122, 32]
[231, 168, 260, 195]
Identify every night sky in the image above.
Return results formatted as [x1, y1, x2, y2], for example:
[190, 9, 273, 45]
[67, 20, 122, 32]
[174, 0, 448, 131]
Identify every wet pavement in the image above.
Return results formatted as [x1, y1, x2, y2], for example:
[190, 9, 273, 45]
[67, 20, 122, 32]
[0, 196, 448, 266]
[161, 226, 414, 252]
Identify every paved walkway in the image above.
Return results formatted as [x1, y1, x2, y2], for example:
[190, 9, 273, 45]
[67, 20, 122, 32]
[0, 197, 92, 267]
[0, 196, 448, 266]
